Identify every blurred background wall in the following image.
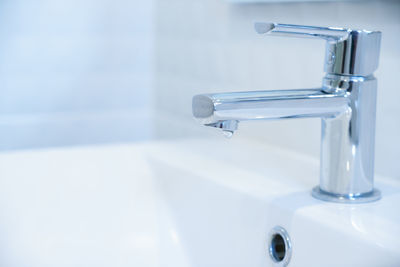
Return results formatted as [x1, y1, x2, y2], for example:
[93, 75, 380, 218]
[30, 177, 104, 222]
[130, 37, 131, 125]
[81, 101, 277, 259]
[0, 0, 155, 149]
[0, 0, 399, 178]
[154, 0, 400, 179]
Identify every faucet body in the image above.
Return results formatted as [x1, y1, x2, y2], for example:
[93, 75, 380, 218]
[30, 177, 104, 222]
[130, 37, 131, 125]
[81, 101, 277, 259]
[192, 23, 381, 203]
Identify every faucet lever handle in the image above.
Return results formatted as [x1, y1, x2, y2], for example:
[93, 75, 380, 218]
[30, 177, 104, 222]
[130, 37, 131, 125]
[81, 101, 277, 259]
[254, 22, 381, 77]
[254, 22, 349, 41]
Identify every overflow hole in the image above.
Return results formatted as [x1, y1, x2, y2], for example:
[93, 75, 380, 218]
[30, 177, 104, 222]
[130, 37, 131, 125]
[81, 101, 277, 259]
[270, 234, 286, 261]
[268, 226, 292, 266]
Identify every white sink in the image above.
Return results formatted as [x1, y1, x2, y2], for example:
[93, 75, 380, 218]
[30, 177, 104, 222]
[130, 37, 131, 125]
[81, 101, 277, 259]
[0, 139, 399, 267]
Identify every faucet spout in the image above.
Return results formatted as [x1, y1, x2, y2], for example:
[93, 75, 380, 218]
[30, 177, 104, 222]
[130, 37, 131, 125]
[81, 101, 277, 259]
[192, 89, 348, 126]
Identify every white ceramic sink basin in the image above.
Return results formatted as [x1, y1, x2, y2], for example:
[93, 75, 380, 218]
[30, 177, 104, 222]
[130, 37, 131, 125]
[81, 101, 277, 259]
[0, 138, 399, 267]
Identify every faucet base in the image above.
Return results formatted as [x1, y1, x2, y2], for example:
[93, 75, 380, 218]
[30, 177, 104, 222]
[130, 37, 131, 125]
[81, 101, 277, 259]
[311, 186, 381, 204]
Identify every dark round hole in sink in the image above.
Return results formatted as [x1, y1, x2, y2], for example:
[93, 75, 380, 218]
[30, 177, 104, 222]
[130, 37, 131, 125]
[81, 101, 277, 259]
[270, 233, 286, 262]
[268, 226, 291, 266]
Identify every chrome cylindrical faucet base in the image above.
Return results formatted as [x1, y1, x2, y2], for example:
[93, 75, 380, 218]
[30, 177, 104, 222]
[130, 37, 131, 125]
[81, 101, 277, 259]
[319, 75, 377, 199]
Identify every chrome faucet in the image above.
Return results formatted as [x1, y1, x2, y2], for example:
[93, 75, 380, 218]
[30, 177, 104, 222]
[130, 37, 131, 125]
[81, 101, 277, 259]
[192, 23, 382, 203]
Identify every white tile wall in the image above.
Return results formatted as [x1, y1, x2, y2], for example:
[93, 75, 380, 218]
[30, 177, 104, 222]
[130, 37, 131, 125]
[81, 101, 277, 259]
[0, 0, 155, 149]
[154, 0, 400, 179]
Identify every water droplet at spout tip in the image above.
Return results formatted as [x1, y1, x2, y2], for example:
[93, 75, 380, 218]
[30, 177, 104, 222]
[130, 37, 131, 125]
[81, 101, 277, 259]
[222, 130, 234, 139]
[205, 120, 238, 139]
